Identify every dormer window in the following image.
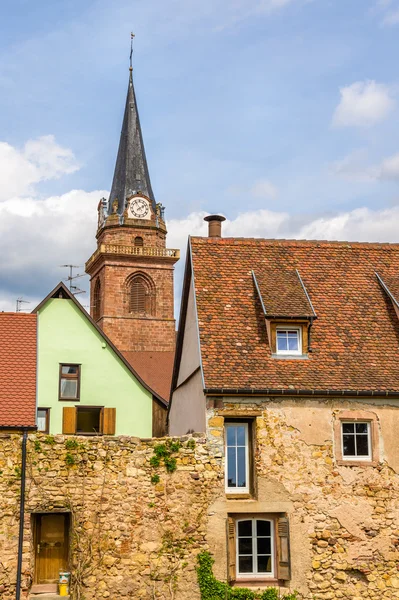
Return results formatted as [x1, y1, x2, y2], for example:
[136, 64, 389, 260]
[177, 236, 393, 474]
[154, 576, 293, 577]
[276, 327, 301, 355]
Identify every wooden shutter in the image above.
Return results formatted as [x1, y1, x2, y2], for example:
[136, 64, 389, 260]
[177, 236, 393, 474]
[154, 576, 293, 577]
[226, 517, 236, 582]
[102, 408, 116, 435]
[277, 516, 291, 580]
[130, 280, 146, 313]
[62, 407, 76, 434]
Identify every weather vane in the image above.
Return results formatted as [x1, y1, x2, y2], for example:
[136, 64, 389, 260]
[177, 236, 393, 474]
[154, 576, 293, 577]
[130, 32, 135, 70]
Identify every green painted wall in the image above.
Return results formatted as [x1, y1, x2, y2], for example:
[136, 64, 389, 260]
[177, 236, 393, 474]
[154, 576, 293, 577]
[37, 298, 152, 436]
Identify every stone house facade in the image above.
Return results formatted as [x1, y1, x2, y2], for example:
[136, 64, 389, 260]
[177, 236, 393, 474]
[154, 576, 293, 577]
[168, 217, 399, 599]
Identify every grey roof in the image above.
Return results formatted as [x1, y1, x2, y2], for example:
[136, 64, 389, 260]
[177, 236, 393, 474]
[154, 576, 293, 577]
[108, 69, 155, 214]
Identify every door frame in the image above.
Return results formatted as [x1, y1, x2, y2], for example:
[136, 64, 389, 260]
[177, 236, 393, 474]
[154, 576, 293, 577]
[32, 512, 71, 584]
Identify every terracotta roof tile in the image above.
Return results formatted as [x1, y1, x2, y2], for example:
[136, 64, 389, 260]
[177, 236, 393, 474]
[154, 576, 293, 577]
[0, 313, 37, 427]
[122, 351, 174, 403]
[190, 237, 399, 392]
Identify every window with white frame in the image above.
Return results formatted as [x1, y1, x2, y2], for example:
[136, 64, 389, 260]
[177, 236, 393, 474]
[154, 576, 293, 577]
[225, 423, 249, 493]
[236, 518, 274, 578]
[341, 421, 371, 460]
[276, 328, 301, 355]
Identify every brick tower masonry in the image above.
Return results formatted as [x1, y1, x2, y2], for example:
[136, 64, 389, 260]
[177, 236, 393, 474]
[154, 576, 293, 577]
[85, 67, 179, 355]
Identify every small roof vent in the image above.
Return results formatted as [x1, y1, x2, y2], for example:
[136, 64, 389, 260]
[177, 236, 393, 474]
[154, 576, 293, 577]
[204, 215, 226, 238]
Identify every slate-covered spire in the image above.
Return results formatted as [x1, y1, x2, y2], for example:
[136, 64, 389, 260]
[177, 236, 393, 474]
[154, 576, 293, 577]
[108, 67, 155, 214]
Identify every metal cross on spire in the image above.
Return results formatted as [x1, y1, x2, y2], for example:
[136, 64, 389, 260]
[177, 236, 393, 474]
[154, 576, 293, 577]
[130, 32, 135, 71]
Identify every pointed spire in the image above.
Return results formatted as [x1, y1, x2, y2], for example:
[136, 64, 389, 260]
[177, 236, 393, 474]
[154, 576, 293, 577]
[108, 54, 155, 214]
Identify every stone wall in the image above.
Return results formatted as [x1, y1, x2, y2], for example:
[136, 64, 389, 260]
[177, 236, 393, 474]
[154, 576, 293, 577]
[206, 396, 399, 600]
[0, 432, 220, 600]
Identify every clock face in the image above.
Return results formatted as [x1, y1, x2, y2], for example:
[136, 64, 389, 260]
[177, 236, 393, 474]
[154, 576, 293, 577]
[128, 197, 150, 219]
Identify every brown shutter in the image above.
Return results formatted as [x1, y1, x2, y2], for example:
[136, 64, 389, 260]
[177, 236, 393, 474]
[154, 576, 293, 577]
[62, 407, 76, 434]
[226, 517, 236, 582]
[130, 280, 146, 313]
[102, 408, 116, 435]
[277, 516, 291, 580]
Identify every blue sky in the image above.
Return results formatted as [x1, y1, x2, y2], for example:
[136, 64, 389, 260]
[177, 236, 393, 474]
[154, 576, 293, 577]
[1, 0, 399, 311]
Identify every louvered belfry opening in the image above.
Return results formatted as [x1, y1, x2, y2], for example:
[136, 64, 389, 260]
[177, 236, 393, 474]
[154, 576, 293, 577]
[129, 274, 155, 315]
[93, 278, 101, 321]
[134, 236, 144, 247]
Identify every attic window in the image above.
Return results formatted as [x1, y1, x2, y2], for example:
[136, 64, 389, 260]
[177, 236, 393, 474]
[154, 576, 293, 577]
[276, 328, 301, 355]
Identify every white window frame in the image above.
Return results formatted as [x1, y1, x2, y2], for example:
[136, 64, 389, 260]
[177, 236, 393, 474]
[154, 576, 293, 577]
[276, 327, 302, 356]
[341, 421, 371, 462]
[236, 518, 275, 580]
[225, 422, 249, 494]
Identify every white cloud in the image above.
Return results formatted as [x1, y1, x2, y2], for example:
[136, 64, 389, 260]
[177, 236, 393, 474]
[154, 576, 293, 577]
[0, 135, 79, 201]
[383, 9, 399, 24]
[332, 81, 395, 128]
[332, 149, 399, 182]
[226, 179, 278, 200]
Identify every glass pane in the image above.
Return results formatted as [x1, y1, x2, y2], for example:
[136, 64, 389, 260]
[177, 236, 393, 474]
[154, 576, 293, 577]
[287, 332, 299, 351]
[257, 520, 271, 536]
[238, 521, 252, 537]
[356, 423, 368, 434]
[236, 425, 246, 446]
[342, 423, 355, 434]
[277, 332, 288, 351]
[356, 434, 369, 456]
[227, 447, 236, 487]
[61, 365, 78, 375]
[257, 537, 271, 555]
[238, 555, 253, 573]
[60, 379, 78, 398]
[343, 434, 355, 456]
[237, 446, 246, 488]
[226, 427, 236, 446]
[257, 555, 272, 573]
[238, 538, 252, 554]
[37, 410, 47, 432]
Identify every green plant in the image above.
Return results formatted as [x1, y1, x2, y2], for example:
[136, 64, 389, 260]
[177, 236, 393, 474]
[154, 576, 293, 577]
[14, 466, 22, 478]
[65, 439, 79, 450]
[34, 440, 42, 452]
[164, 456, 177, 473]
[154, 443, 169, 458]
[168, 440, 181, 453]
[187, 438, 196, 450]
[151, 474, 160, 484]
[150, 455, 161, 468]
[44, 435, 56, 445]
[197, 552, 298, 600]
[65, 452, 76, 466]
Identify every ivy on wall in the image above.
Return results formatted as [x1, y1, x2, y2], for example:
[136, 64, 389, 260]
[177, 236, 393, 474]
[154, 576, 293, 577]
[197, 552, 298, 600]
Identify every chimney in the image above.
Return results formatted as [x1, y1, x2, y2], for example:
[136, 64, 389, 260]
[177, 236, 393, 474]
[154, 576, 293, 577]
[204, 215, 226, 238]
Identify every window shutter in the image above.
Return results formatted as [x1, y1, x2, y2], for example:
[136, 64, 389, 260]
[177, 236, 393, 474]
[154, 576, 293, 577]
[62, 407, 76, 434]
[130, 280, 146, 313]
[102, 408, 116, 435]
[277, 516, 291, 580]
[226, 517, 236, 582]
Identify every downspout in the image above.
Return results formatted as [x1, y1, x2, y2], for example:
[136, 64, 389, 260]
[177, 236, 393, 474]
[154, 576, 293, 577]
[16, 428, 28, 600]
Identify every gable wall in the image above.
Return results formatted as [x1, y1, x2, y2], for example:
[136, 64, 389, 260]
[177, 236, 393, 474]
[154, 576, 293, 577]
[37, 298, 152, 436]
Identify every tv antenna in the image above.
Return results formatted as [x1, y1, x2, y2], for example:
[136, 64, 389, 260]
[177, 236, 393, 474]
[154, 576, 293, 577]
[16, 297, 30, 312]
[60, 265, 86, 296]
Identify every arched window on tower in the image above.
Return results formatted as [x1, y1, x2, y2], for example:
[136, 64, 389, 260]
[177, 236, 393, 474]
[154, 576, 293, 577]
[93, 278, 101, 321]
[134, 236, 144, 247]
[128, 273, 155, 316]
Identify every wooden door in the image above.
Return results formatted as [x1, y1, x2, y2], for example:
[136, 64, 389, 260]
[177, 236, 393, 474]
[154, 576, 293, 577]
[35, 514, 69, 583]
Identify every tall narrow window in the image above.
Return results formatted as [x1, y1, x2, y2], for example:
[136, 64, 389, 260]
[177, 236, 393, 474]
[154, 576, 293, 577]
[37, 408, 50, 433]
[59, 364, 80, 400]
[237, 519, 274, 578]
[128, 274, 155, 315]
[93, 278, 101, 321]
[225, 423, 249, 493]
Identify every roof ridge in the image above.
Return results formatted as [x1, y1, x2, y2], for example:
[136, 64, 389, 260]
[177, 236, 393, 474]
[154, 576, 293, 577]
[190, 236, 399, 248]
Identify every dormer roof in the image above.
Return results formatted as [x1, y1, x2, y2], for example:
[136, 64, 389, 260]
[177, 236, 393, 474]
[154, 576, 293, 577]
[252, 268, 316, 319]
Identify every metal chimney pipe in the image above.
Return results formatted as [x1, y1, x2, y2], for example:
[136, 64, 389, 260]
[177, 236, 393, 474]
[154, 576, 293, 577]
[204, 215, 226, 238]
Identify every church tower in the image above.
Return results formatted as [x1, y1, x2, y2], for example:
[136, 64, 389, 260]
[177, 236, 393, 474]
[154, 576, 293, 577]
[85, 65, 179, 356]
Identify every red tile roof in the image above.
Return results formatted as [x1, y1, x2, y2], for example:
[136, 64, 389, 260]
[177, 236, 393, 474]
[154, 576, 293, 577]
[123, 351, 174, 403]
[0, 313, 37, 427]
[190, 237, 399, 393]
[253, 268, 315, 317]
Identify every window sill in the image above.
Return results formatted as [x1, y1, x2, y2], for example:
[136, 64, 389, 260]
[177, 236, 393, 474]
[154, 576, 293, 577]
[59, 398, 80, 402]
[271, 354, 308, 360]
[233, 578, 280, 586]
[336, 459, 377, 467]
[226, 493, 252, 500]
